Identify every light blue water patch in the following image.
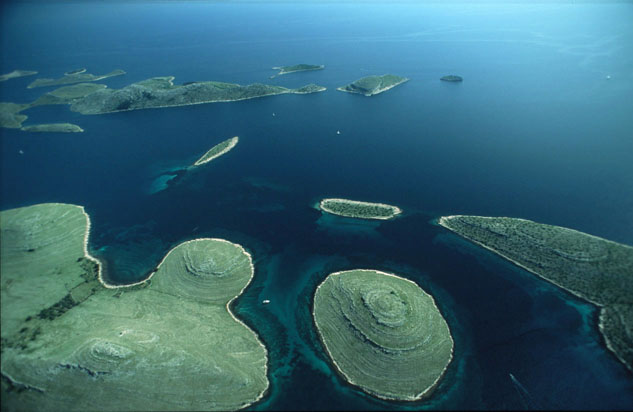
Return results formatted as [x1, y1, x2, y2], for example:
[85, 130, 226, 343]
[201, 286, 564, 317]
[147, 173, 179, 194]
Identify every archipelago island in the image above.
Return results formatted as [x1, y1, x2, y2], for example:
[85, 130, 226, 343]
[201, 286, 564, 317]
[27, 69, 126, 89]
[337, 74, 408, 96]
[319, 198, 402, 220]
[313, 269, 454, 400]
[439, 215, 633, 372]
[270, 64, 324, 78]
[440, 75, 463, 82]
[21, 123, 84, 133]
[1, 203, 269, 411]
[0, 70, 38, 82]
[192, 136, 239, 167]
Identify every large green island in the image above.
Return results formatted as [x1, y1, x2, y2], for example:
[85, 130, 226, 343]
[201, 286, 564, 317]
[1, 203, 269, 411]
[319, 198, 402, 220]
[337, 74, 408, 96]
[313, 269, 453, 400]
[70, 76, 326, 114]
[439, 215, 633, 372]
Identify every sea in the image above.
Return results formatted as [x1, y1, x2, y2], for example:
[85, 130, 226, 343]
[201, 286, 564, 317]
[1, 1, 632, 410]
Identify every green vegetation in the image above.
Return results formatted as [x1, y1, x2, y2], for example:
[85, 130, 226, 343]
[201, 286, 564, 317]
[337, 74, 408, 96]
[440, 75, 463, 82]
[313, 269, 453, 400]
[1, 204, 268, 411]
[271, 64, 324, 77]
[0, 102, 29, 128]
[69, 76, 326, 115]
[21, 123, 84, 133]
[192, 136, 239, 166]
[27, 69, 125, 89]
[439, 215, 633, 372]
[0, 70, 38, 82]
[31, 83, 107, 107]
[319, 198, 402, 220]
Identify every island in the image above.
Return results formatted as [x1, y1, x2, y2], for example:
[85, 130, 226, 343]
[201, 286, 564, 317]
[271, 64, 324, 77]
[1, 203, 269, 411]
[27, 69, 125, 89]
[337, 74, 408, 96]
[439, 215, 633, 372]
[31, 83, 108, 107]
[319, 198, 402, 220]
[69, 76, 326, 115]
[21, 123, 84, 133]
[313, 269, 453, 400]
[0, 102, 30, 128]
[440, 75, 463, 82]
[192, 136, 239, 166]
[0, 70, 38, 82]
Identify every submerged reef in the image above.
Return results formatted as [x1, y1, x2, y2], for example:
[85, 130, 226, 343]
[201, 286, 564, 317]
[192, 136, 239, 166]
[313, 269, 453, 400]
[271, 64, 324, 77]
[1, 203, 268, 411]
[337, 74, 408, 96]
[70, 76, 326, 114]
[0, 70, 38, 82]
[27, 69, 125, 89]
[319, 198, 402, 220]
[20, 123, 84, 133]
[440, 75, 463, 82]
[439, 215, 633, 372]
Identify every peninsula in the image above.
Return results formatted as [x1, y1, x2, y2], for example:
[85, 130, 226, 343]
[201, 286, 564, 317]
[21, 123, 84, 133]
[69, 76, 326, 114]
[31, 83, 108, 107]
[0, 70, 38, 82]
[313, 269, 453, 400]
[440, 75, 463, 82]
[319, 198, 402, 220]
[337, 74, 408, 96]
[192, 136, 239, 166]
[0, 102, 29, 128]
[1, 203, 269, 411]
[439, 215, 633, 372]
[271, 64, 324, 77]
[27, 69, 125, 89]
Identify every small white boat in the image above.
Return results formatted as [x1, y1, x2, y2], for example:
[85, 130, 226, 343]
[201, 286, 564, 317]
[272, 112, 276, 117]
[606, 75, 611, 80]
[336, 130, 341, 135]
[262, 299, 270, 304]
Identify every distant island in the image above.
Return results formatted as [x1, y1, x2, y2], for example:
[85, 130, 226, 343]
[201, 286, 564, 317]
[31, 83, 108, 107]
[319, 198, 402, 220]
[439, 215, 633, 372]
[21, 123, 84, 133]
[337, 74, 408, 96]
[0, 102, 30, 128]
[27, 69, 125, 89]
[271, 64, 324, 78]
[440, 75, 463, 82]
[0, 70, 38, 82]
[313, 269, 453, 400]
[69, 76, 326, 114]
[0, 203, 269, 411]
[192, 136, 239, 166]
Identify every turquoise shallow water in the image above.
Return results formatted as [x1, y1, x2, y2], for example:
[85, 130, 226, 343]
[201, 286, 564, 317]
[1, 1, 633, 410]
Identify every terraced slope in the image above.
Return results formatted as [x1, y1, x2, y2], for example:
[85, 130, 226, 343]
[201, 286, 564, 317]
[1, 203, 268, 411]
[313, 269, 453, 401]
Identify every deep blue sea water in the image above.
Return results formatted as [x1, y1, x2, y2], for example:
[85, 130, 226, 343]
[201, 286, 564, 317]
[1, 1, 632, 410]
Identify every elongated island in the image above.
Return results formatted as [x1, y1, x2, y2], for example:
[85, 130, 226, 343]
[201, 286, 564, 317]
[192, 136, 239, 167]
[440, 75, 463, 82]
[1, 203, 269, 411]
[439, 215, 633, 372]
[70, 76, 326, 114]
[271, 64, 324, 77]
[27, 69, 125, 89]
[319, 198, 402, 220]
[0, 70, 38, 82]
[21, 123, 84, 133]
[313, 269, 454, 400]
[337, 74, 408, 96]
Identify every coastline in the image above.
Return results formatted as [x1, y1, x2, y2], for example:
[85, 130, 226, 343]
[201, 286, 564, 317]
[319, 198, 402, 220]
[313, 269, 454, 401]
[193, 136, 239, 167]
[336, 78, 409, 97]
[438, 215, 633, 373]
